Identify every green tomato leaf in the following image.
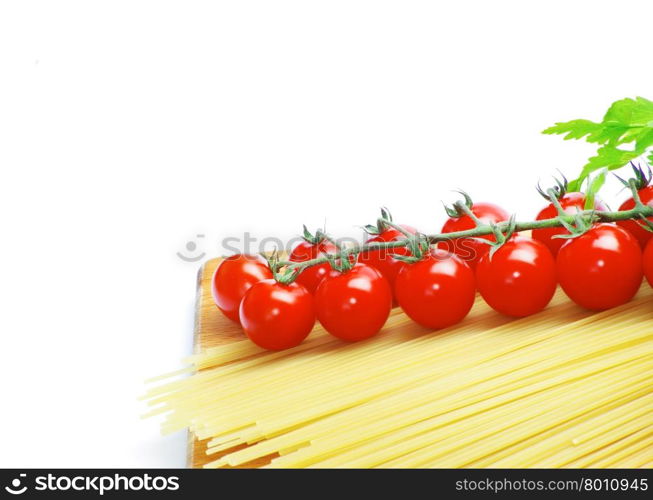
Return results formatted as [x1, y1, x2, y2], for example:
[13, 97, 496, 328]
[569, 146, 643, 191]
[544, 96, 653, 192]
[541, 119, 605, 142]
[590, 123, 632, 144]
[603, 97, 653, 126]
[583, 167, 608, 210]
[635, 128, 653, 151]
[628, 97, 653, 125]
[586, 145, 643, 170]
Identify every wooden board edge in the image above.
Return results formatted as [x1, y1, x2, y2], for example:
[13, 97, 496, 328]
[186, 260, 210, 468]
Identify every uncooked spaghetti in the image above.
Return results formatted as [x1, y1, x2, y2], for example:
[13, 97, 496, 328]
[144, 286, 653, 468]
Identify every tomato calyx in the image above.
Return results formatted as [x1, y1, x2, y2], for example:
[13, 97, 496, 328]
[271, 227, 355, 284]
[551, 211, 594, 241]
[481, 215, 518, 260]
[542, 186, 596, 241]
[443, 190, 474, 218]
[450, 193, 518, 260]
[301, 225, 357, 274]
[363, 207, 411, 237]
[391, 232, 431, 263]
[615, 163, 653, 235]
[363, 206, 427, 262]
[323, 251, 356, 273]
[536, 172, 569, 201]
[535, 172, 598, 240]
[301, 224, 330, 246]
[615, 162, 652, 192]
[371, 214, 427, 264]
[262, 250, 300, 285]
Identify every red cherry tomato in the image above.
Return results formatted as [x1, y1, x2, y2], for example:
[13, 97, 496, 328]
[211, 254, 272, 323]
[288, 239, 338, 294]
[440, 202, 509, 269]
[533, 192, 607, 257]
[557, 224, 643, 311]
[394, 250, 476, 329]
[360, 225, 416, 303]
[476, 237, 557, 317]
[644, 238, 653, 288]
[315, 263, 392, 342]
[617, 185, 653, 248]
[239, 279, 316, 350]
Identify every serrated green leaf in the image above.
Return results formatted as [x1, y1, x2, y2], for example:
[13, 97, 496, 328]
[602, 97, 653, 125]
[628, 97, 653, 125]
[544, 96, 653, 191]
[569, 145, 645, 191]
[542, 119, 604, 141]
[590, 123, 632, 144]
[618, 127, 641, 144]
[586, 145, 643, 170]
[542, 119, 630, 145]
[602, 97, 637, 125]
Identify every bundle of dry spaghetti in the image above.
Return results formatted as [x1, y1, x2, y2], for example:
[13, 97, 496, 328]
[144, 286, 653, 468]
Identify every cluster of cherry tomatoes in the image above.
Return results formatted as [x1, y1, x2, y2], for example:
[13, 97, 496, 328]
[211, 182, 653, 351]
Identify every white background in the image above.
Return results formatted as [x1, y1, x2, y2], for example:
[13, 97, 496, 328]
[0, 0, 651, 467]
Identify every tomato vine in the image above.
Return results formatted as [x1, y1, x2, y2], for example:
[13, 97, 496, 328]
[270, 179, 653, 285]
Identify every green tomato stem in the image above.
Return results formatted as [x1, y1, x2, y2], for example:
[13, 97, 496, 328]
[629, 178, 647, 211]
[548, 188, 568, 218]
[274, 204, 653, 284]
[454, 201, 484, 226]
